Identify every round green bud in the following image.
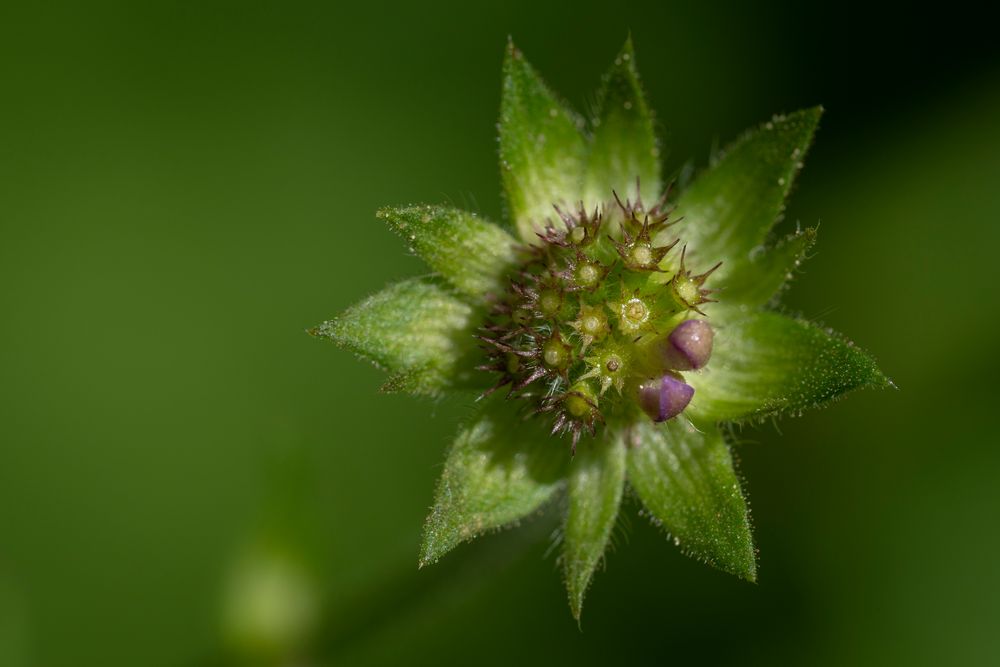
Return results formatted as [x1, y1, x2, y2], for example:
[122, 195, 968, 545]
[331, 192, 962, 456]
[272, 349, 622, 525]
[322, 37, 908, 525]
[539, 289, 562, 316]
[630, 244, 653, 267]
[625, 299, 648, 322]
[618, 297, 651, 334]
[576, 304, 609, 340]
[574, 262, 601, 288]
[565, 383, 597, 418]
[673, 276, 701, 307]
[565, 393, 590, 418]
[542, 336, 570, 369]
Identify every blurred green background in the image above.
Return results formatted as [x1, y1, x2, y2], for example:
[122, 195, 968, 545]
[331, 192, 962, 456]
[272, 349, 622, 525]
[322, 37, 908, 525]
[2, 2, 998, 665]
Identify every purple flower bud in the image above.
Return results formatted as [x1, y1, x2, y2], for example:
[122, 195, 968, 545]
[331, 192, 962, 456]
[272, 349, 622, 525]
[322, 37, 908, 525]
[660, 319, 714, 371]
[638, 373, 695, 423]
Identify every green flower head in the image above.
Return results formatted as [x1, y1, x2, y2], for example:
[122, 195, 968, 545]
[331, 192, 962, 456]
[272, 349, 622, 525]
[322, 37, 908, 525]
[310, 37, 890, 620]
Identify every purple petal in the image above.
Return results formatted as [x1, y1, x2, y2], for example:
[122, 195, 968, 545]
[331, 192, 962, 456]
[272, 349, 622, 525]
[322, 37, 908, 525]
[638, 374, 695, 422]
[661, 319, 714, 371]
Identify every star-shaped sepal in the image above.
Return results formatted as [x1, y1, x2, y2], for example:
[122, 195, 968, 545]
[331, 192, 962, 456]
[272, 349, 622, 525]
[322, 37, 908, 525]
[670, 245, 722, 315]
[610, 189, 680, 272]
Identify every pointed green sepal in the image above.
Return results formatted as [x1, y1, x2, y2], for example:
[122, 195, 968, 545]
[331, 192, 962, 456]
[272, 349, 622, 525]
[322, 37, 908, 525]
[563, 430, 626, 621]
[687, 309, 891, 422]
[378, 205, 520, 298]
[310, 277, 483, 396]
[377, 368, 451, 396]
[627, 418, 756, 580]
[584, 37, 661, 209]
[668, 107, 822, 292]
[499, 40, 586, 244]
[722, 226, 818, 306]
[419, 398, 569, 566]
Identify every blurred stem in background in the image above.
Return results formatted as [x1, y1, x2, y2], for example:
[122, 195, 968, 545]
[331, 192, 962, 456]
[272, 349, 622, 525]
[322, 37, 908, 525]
[213, 447, 560, 666]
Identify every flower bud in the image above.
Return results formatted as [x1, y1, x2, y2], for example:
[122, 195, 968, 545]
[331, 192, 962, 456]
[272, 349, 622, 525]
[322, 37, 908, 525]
[638, 373, 694, 423]
[660, 319, 713, 371]
[541, 334, 571, 369]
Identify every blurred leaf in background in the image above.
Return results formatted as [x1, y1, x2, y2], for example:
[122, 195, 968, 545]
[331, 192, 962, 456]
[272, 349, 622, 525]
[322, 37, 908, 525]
[0, 2, 998, 666]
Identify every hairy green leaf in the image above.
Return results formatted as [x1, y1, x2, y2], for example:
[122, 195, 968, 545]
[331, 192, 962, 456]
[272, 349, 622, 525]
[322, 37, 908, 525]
[628, 418, 755, 580]
[563, 430, 626, 621]
[688, 309, 890, 422]
[420, 399, 568, 566]
[667, 107, 822, 291]
[722, 226, 817, 306]
[378, 205, 520, 298]
[499, 40, 586, 244]
[310, 277, 483, 395]
[584, 37, 660, 210]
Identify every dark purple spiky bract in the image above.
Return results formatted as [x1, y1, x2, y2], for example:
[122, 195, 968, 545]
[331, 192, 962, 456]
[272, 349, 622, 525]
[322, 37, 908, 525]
[477, 186, 720, 452]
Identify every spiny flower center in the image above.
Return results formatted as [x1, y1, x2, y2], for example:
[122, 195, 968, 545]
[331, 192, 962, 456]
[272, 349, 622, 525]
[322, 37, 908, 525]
[478, 186, 720, 451]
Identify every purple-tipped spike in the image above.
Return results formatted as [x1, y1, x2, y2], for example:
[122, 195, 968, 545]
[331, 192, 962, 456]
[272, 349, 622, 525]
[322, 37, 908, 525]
[661, 319, 714, 371]
[638, 374, 695, 423]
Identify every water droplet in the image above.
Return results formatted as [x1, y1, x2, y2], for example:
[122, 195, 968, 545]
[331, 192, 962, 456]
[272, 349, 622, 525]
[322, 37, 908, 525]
[549, 107, 558, 118]
[623, 100, 633, 110]
[765, 122, 774, 130]
[778, 177, 786, 186]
